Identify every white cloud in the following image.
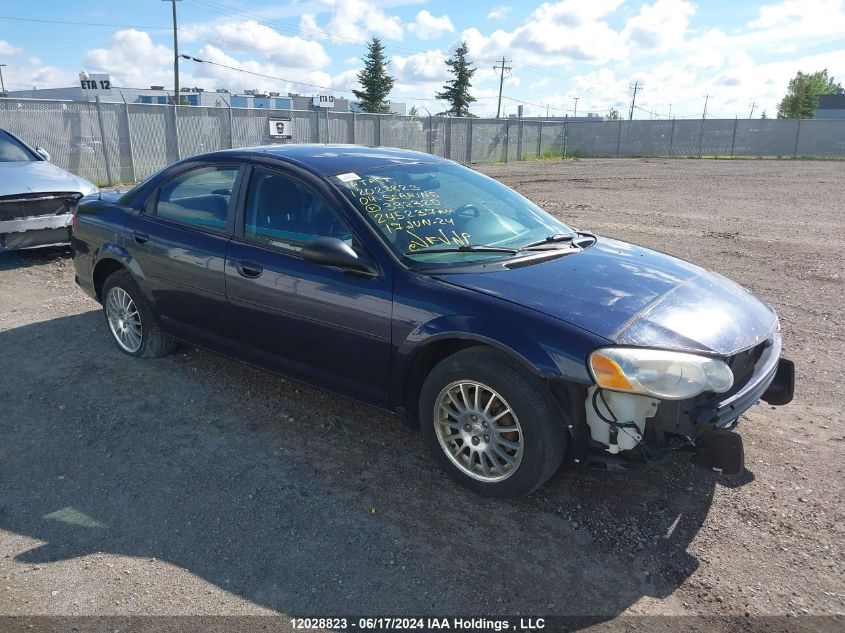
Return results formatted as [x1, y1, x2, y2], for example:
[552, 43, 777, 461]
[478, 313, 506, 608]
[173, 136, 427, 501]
[190, 44, 335, 94]
[0, 40, 20, 55]
[184, 20, 330, 69]
[299, 14, 321, 39]
[462, 0, 628, 66]
[407, 10, 455, 40]
[323, 0, 405, 42]
[85, 30, 174, 87]
[487, 5, 512, 20]
[623, 0, 696, 51]
[390, 49, 449, 90]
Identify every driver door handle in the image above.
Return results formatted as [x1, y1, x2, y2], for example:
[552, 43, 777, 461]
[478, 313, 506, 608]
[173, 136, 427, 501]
[235, 259, 263, 279]
[133, 231, 150, 245]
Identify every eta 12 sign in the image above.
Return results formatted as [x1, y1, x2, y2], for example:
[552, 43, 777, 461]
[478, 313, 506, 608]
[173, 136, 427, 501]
[80, 74, 112, 91]
[312, 94, 335, 108]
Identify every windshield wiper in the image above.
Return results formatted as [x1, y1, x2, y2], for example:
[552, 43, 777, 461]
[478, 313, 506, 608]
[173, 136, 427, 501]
[405, 244, 520, 256]
[520, 232, 579, 250]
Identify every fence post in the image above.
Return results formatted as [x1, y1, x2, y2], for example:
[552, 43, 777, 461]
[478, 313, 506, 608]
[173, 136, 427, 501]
[616, 119, 622, 157]
[793, 117, 802, 158]
[226, 97, 234, 148]
[445, 117, 452, 160]
[517, 119, 524, 161]
[120, 92, 136, 183]
[375, 114, 382, 148]
[172, 104, 181, 161]
[562, 115, 568, 159]
[466, 116, 473, 164]
[537, 118, 543, 158]
[698, 116, 705, 158]
[668, 116, 676, 157]
[94, 96, 114, 186]
[503, 117, 510, 163]
[428, 115, 433, 154]
[730, 116, 738, 159]
[351, 112, 356, 144]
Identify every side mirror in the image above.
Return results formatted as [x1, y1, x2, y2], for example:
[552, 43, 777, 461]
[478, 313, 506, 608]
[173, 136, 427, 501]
[35, 146, 51, 161]
[301, 237, 378, 276]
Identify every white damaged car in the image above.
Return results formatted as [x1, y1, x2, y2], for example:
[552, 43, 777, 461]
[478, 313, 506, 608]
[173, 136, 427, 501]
[0, 128, 98, 251]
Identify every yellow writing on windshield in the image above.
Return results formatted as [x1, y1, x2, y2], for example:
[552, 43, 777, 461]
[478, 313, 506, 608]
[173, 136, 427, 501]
[343, 176, 472, 245]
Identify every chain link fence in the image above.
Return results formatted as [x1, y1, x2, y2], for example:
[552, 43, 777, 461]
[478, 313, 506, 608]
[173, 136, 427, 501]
[2, 97, 844, 185]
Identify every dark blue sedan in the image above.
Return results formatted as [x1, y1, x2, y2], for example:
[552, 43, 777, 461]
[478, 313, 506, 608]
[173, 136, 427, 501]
[71, 145, 794, 497]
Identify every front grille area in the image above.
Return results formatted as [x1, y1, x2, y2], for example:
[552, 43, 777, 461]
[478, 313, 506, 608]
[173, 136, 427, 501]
[727, 340, 767, 389]
[0, 192, 81, 222]
[692, 333, 781, 427]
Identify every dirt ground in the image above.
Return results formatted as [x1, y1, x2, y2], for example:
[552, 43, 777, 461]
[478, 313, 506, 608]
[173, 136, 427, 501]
[0, 158, 842, 626]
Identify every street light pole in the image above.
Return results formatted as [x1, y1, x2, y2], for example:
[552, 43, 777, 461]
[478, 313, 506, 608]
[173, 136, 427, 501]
[164, 0, 182, 105]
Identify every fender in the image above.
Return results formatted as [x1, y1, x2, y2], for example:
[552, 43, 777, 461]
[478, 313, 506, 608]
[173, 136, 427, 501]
[92, 242, 157, 311]
[391, 311, 603, 413]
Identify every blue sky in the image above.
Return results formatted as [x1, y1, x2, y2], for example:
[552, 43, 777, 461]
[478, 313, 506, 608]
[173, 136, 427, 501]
[0, 0, 843, 118]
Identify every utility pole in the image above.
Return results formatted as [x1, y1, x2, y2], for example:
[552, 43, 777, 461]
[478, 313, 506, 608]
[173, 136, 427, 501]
[493, 57, 512, 119]
[164, 0, 183, 105]
[702, 94, 710, 120]
[0, 64, 6, 96]
[748, 101, 757, 118]
[573, 97, 579, 118]
[628, 81, 640, 120]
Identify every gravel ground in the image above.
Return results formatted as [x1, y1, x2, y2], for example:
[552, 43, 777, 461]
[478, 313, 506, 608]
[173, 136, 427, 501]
[0, 158, 842, 625]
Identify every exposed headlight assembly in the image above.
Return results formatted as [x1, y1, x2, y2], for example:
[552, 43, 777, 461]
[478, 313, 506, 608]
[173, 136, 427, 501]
[589, 347, 734, 400]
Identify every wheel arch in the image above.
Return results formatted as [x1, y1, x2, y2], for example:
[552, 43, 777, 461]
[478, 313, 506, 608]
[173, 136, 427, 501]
[91, 243, 153, 306]
[397, 326, 567, 430]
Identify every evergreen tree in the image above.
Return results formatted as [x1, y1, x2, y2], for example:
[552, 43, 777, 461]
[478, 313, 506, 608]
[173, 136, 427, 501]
[436, 41, 476, 117]
[352, 37, 395, 114]
[776, 69, 841, 119]
[606, 107, 620, 121]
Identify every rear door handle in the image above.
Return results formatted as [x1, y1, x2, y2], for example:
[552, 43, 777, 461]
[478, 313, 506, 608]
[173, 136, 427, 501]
[235, 260, 263, 279]
[133, 231, 150, 245]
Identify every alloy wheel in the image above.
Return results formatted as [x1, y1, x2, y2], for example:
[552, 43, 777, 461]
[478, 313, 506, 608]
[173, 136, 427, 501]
[105, 286, 143, 353]
[434, 380, 524, 482]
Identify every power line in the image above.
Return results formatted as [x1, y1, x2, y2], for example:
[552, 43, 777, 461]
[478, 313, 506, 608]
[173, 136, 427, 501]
[179, 54, 354, 94]
[0, 14, 170, 30]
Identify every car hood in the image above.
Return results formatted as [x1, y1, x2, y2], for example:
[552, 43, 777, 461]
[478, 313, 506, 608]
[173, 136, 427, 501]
[436, 237, 777, 355]
[0, 161, 98, 198]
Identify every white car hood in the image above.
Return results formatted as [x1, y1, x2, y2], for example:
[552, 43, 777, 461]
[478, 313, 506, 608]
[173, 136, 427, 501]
[0, 161, 98, 198]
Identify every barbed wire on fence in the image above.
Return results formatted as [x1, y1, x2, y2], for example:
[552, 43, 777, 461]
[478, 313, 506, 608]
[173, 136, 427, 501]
[0, 97, 842, 186]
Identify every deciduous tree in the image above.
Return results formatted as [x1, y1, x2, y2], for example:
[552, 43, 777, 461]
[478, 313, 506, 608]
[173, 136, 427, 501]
[776, 69, 841, 119]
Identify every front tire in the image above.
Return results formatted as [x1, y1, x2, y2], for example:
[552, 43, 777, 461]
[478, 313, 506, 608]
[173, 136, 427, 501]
[419, 347, 566, 497]
[101, 270, 177, 358]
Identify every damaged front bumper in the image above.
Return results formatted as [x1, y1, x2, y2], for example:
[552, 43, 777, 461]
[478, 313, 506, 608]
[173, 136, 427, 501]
[0, 192, 82, 251]
[580, 333, 795, 475]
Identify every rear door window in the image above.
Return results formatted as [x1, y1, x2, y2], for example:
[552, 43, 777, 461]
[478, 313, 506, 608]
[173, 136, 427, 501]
[155, 166, 239, 234]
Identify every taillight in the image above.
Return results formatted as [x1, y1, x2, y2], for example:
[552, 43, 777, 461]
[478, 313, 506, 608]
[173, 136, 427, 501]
[71, 207, 78, 235]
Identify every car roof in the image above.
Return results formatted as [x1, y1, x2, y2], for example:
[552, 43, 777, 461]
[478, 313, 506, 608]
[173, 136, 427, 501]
[209, 144, 449, 176]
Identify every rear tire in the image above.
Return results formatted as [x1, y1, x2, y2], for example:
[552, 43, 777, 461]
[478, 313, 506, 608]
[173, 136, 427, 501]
[419, 347, 565, 497]
[101, 270, 177, 359]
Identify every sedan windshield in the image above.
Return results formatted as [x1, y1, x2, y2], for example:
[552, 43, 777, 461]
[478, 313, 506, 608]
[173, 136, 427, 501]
[330, 162, 573, 264]
[0, 130, 37, 162]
